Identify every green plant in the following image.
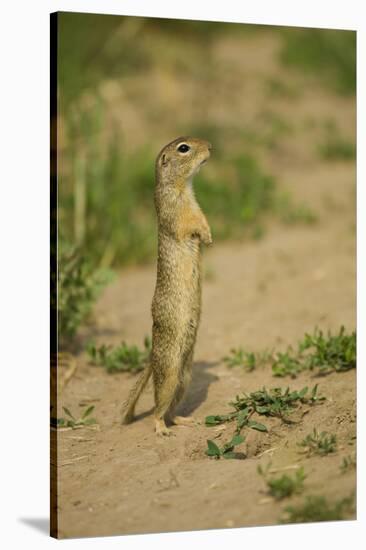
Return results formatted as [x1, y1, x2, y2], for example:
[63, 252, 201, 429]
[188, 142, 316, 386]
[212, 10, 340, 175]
[224, 327, 356, 379]
[275, 192, 318, 225]
[206, 434, 245, 460]
[53, 405, 97, 429]
[58, 13, 148, 107]
[223, 348, 273, 372]
[224, 348, 256, 372]
[57, 240, 113, 343]
[59, 132, 159, 268]
[264, 77, 299, 100]
[258, 463, 306, 500]
[299, 327, 356, 374]
[319, 135, 356, 161]
[271, 349, 302, 378]
[280, 28, 356, 95]
[281, 494, 355, 523]
[205, 384, 324, 435]
[87, 337, 151, 373]
[340, 455, 356, 473]
[272, 326, 356, 378]
[298, 428, 337, 456]
[257, 110, 293, 150]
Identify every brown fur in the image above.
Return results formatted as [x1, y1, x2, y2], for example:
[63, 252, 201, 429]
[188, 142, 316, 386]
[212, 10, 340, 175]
[121, 137, 212, 435]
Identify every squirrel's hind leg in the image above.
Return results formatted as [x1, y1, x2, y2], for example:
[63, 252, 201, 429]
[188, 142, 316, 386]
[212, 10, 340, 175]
[170, 414, 196, 426]
[153, 366, 181, 437]
[168, 356, 197, 427]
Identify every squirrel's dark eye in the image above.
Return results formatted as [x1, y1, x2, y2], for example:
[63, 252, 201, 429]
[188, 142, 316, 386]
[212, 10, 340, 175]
[177, 143, 190, 153]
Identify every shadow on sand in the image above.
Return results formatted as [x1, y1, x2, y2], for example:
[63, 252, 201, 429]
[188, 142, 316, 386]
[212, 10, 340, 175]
[132, 360, 219, 422]
[176, 360, 219, 417]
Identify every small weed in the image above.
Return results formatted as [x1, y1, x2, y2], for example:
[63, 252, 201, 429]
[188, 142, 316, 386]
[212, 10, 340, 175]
[264, 77, 299, 100]
[205, 384, 324, 435]
[298, 428, 337, 456]
[275, 192, 318, 225]
[272, 326, 356, 378]
[271, 348, 302, 378]
[206, 434, 245, 460]
[256, 110, 293, 151]
[87, 337, 151, 374]
[319, 119, 356, 161]
[223, 348, 273, 372]
[298, 327, 356, 374]
[319, 135, 356, 161]
[251, 224, 266, 240]
[258, 463, 306, 500]
[225, 327, 355, 379]
[281, 494, 355, 523]
[340, 455, 356, 473]
[57, 240, 113, 344]
[280, 28, 356, 95]
[53, 406, 97, 429]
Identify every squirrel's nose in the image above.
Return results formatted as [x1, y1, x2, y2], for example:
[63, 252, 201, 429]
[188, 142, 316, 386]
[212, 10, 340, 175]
[207, 142, 212, 151]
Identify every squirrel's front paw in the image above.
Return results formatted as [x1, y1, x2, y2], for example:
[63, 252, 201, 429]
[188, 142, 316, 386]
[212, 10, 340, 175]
[202, 230, 213, 246]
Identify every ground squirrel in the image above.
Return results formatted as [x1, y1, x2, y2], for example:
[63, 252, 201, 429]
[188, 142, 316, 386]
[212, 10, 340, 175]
[122, 136, 212, 435]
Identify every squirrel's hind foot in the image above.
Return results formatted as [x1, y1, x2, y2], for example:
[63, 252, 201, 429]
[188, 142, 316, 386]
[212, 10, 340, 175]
[171, 415, 197, 427]
[155, 418, 175, 437]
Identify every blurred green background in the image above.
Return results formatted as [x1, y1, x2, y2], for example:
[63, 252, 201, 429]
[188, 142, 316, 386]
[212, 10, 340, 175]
[56, 12, 356, 342]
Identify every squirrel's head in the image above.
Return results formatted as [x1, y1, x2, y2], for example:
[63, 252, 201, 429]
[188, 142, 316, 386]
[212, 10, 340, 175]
[156, 136, 212, 185]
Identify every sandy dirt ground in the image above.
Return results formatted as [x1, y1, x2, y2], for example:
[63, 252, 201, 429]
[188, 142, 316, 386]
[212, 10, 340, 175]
[55, 163, 356, 538]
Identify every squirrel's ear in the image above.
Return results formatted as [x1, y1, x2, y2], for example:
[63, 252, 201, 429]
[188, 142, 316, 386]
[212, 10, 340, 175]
[161, 153, 168, 166]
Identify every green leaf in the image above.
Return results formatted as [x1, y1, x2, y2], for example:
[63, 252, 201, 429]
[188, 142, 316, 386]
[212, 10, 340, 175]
[231, 434, 245, 446]
[63, 406, 75, 420]
[255, 405, 270, 414]
[248, 421, 268, 432]
[223, 451, 237, 459]
[237, 409, 249, 429]
[206, 440, 221, 457]
[205, 415, 224, 426]
[82, 405, 95, 418]
[298, 387, 308, 398]
[83, 418, 97, 425]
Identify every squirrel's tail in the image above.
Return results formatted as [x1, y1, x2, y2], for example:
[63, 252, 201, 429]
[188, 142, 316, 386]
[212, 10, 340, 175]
[121, 364, 152, 424]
